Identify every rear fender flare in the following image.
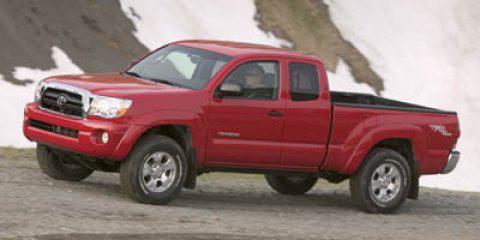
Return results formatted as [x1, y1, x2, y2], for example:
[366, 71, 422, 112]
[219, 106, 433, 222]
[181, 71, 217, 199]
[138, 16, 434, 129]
[342, 124, 426, 174]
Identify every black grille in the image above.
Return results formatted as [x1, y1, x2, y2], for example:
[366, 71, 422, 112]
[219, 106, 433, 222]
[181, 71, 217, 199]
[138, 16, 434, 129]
[40, 88, 84, 117]
[28, 119, 79, 138]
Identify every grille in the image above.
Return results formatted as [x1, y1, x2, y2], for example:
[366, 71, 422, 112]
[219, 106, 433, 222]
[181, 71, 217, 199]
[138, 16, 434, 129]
[28, 119, 79, 138]
[40, 88, 84, 117]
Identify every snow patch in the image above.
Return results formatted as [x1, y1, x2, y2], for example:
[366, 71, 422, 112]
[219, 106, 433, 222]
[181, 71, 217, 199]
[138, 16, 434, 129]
[13, 47, 83, 82]
[119, 0, 289, 51]
[0, 47, 83, 147]
[327, 59, 375, 94]
[326, 0, 480, 191]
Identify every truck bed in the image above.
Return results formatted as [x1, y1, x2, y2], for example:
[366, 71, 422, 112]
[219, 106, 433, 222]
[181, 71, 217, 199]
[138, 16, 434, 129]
[330, 91, 456, 114]
[325, 91, 460, 175]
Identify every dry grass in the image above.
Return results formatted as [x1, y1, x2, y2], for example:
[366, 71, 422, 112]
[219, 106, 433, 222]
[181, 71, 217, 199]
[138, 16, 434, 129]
[0, 146, 36, 161]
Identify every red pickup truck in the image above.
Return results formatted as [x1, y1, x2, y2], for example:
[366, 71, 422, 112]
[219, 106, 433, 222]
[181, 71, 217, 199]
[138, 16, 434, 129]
[23, 40, 460, 213]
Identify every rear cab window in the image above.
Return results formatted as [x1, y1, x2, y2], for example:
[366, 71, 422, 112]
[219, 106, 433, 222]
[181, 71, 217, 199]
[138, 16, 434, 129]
[288, 62, 319, 101]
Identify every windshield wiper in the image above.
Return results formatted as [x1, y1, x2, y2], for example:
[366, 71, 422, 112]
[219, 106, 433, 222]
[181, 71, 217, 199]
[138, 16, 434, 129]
[124, 72, 186, 88]
[124, 71, 143, 78]
[148, 78, 184, 88]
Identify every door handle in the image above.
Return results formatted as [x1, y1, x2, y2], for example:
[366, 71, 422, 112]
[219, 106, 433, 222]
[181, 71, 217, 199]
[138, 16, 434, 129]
[267, 110, 283, 117]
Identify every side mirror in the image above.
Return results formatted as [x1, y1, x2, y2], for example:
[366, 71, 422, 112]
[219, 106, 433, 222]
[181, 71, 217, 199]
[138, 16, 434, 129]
[215, 83, 242, 98]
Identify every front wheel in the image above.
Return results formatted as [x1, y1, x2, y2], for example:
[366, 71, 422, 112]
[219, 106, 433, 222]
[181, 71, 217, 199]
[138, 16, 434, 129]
[120, 135, 187, 205]
[350, 148, 411, 213]
[36, 144, 93, 181]
[265, 174, 318, 195]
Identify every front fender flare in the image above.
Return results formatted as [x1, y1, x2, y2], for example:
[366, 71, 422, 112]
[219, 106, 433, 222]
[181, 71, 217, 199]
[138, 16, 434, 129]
[130, 109, 207, 165]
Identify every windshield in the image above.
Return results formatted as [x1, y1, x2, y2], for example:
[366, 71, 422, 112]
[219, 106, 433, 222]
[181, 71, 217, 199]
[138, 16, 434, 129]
[126, 45, 232, 89]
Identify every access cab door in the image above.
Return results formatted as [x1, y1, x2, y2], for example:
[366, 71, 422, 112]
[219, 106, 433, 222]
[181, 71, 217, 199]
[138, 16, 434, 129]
[205, 58, 286, 168]
[282, 60, 331, 169]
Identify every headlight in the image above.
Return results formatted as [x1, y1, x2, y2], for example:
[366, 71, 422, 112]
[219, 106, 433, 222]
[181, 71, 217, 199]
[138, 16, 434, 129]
[34, 81, 46, 102]
[89, 96, 132, 119]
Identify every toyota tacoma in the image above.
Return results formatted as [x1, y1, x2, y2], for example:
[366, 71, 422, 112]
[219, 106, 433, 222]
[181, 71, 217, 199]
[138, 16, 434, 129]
[23, 40, 460, 213]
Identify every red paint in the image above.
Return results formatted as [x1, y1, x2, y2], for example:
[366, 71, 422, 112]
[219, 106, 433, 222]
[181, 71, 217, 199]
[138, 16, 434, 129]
[23, 40, 460, 176]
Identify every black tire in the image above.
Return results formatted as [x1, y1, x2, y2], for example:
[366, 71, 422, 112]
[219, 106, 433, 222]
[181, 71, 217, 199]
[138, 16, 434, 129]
[350, 148, 411, 213]
[36, 144, 93, 181]
[265, 174, 318, 195]
[120, 135, 187, 205]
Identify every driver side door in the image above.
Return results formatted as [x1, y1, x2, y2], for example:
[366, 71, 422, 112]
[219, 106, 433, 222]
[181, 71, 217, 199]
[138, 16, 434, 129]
[205, 60, 286, 168]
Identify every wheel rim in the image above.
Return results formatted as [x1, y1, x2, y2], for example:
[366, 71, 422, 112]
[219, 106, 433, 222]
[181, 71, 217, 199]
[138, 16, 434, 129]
[140, 151, 177, 193]
[370, 161, 402, 203]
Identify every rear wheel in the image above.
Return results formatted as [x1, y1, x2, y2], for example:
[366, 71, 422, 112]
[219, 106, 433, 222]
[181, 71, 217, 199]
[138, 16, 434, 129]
[265, 174, 318, 195]
[350, 148, 411, 213]
[120, 135, 187, 205]
[36, 144, 93, 181]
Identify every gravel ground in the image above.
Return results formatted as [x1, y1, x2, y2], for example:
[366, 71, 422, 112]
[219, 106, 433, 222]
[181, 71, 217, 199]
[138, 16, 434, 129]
[0, 148, 479, 240]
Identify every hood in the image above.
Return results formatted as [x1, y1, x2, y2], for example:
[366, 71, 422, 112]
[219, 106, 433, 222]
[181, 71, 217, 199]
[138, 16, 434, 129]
[43, 73, 188, 98]
[42, 73, 209, 120]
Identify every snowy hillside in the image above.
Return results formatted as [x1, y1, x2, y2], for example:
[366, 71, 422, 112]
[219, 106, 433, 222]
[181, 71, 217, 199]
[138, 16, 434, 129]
[325, 0, 480, 191]
[0, 47, 83, 147]
[0, 0, 478, 192]
[119, 0, 287, 51]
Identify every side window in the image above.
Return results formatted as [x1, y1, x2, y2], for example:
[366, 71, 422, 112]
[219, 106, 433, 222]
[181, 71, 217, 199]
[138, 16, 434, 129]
[289, 62, 319, 101]
[221, 61, 279, 100]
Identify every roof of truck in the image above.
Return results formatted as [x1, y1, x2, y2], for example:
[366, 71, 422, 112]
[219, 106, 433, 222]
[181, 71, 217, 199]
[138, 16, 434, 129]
[173, 40, 322, 62]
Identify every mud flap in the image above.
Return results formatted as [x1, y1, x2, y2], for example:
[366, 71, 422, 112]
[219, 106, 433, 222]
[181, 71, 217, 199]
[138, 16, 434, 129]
[408, 176, 419, 199]
[184, 148, 197, 189]
[408, 160, 419, 200]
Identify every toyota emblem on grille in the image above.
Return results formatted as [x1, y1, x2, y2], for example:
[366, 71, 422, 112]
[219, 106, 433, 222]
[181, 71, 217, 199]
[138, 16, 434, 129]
[56, 95, 67, 106]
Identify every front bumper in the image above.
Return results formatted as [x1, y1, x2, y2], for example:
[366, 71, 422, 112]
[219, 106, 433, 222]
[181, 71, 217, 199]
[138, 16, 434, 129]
[23, 102, 144, 160]
[441, 150, 460, 174]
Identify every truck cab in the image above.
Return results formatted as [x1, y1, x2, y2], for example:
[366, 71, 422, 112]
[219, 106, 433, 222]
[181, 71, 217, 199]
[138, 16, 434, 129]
[23, 40, 460, 213]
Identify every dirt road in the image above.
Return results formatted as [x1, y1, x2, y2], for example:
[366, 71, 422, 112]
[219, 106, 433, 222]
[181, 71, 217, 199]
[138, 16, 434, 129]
[0, 148, 479, 240]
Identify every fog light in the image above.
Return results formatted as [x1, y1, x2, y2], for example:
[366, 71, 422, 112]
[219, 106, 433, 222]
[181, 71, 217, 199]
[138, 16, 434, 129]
[101, 132, 109, 144]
